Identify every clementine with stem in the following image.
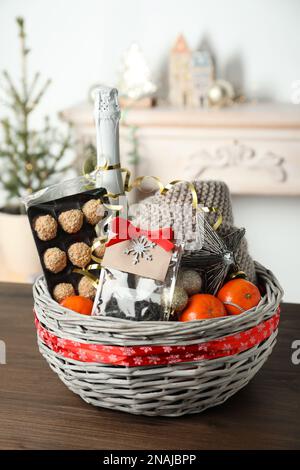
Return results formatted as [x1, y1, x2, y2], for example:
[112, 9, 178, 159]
[217, 279, 261, 315]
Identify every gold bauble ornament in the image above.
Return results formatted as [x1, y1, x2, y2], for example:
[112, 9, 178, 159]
[177, 269, 202, 296]
[171, 287, 188, 313]
[207, 80, 235, 108]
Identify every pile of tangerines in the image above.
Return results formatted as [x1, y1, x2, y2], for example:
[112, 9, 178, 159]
[179, 278, 261, 322]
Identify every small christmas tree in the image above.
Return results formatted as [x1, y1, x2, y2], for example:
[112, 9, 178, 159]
[0, 17, 73, 213]
[118, 43, 157, 101]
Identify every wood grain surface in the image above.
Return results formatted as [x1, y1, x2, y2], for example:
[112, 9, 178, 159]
[0, 282, 299, 450]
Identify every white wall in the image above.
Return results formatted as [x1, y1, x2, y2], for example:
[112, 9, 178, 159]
[1, 0, 299, 116]
[0, 0, 300, 301]
[232, 196, 300, 303]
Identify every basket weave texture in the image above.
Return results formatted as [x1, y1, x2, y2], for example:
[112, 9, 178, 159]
[33, 262, 283, 417]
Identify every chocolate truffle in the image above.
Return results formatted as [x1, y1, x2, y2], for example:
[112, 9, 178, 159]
[53, 283, 75, 302]
[44, 247, 67, 273]
[68, 242, 91, 268]
[58, 209, 83, 234]
[92, 237, 106, 258]
[177, 270, 202, 296]
[34, 214, 57, 241]
[82, 199, 104, 225]
[78, 276, 96, 299]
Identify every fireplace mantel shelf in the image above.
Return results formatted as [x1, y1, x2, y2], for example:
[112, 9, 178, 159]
[61, 102, 300, 196]
[61, 102, 300, 129]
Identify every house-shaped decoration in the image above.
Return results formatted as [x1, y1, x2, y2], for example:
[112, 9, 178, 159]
[190, 50, 214, 107]
[169, 35, 214, 108]
[169, 34, 192, 107]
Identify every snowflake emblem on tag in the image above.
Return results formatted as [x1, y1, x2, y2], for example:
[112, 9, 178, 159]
[123, 236, 156, 264]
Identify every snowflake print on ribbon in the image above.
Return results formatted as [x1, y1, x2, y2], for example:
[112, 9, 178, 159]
[133, 357, 143, 366]
[124, 347, 135, 356]
[94, 353, 105, 362]
[148, 355, 160, 364]
[108, 354, 118, 362]
[194, 354, 206, 361]
[123, 236, 156, 265]
[39, 330, 46, 340]
[141, 346, 153, 353]
[78, 350, 88, 361]
[57, 338, 67, 348]
[184, 352, 194, 359]
[167, 354, 180, 364]
[67, 351, 75, 359]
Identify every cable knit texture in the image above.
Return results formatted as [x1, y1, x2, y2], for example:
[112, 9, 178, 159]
[134, 180, 256, 283]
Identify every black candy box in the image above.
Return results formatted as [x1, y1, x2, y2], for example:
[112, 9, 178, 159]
[23, 176, 108, 302]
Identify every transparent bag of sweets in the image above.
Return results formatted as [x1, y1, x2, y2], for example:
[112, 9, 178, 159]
[92, 217, 183, 321]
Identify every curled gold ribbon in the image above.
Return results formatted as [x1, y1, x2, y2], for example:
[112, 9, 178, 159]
[200, 205, 223, 231]
[83, 160, 223, 228]
[82, 158, 121, 177]
[229, 270, 247, 280]
[73, 268, 99, 288]
[90, 236, 107, 263]
[159, 178, 222, 229]
[102, 165, 222, 230]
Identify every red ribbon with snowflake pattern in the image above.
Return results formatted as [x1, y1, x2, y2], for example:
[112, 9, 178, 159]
[35, 309, 279, 367]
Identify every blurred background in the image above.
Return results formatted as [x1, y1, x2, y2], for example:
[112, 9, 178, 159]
[0, 0, 299, 302]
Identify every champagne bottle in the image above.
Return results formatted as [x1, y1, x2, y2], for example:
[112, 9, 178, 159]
[94, 86, 124, 196]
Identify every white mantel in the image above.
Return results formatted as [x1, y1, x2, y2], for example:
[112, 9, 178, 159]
[62, 102, 300, 129]
[61, 102, 300, 196]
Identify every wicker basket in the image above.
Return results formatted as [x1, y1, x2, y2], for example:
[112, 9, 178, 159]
[33, 262, 283, 417]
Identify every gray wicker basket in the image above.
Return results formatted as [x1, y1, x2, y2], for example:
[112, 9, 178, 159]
[33, 262, 283, 417]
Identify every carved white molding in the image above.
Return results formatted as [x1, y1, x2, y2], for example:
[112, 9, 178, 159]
[184, 140, 287, 183]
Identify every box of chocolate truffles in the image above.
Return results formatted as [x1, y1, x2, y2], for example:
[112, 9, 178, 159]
[27, 187, 108, 303]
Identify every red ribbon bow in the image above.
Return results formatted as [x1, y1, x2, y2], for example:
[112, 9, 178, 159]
[106, 217, 174, 252]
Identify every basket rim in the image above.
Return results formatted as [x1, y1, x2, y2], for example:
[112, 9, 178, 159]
[33, 261, 284, 334]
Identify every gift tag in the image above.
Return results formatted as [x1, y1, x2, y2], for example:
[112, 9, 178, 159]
[102, 238, 172, 282]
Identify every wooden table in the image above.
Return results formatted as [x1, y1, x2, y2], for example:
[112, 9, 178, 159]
[0, 282, 299, 450]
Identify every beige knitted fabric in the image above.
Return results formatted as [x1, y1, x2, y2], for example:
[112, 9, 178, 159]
[134, 180, 256, 283]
